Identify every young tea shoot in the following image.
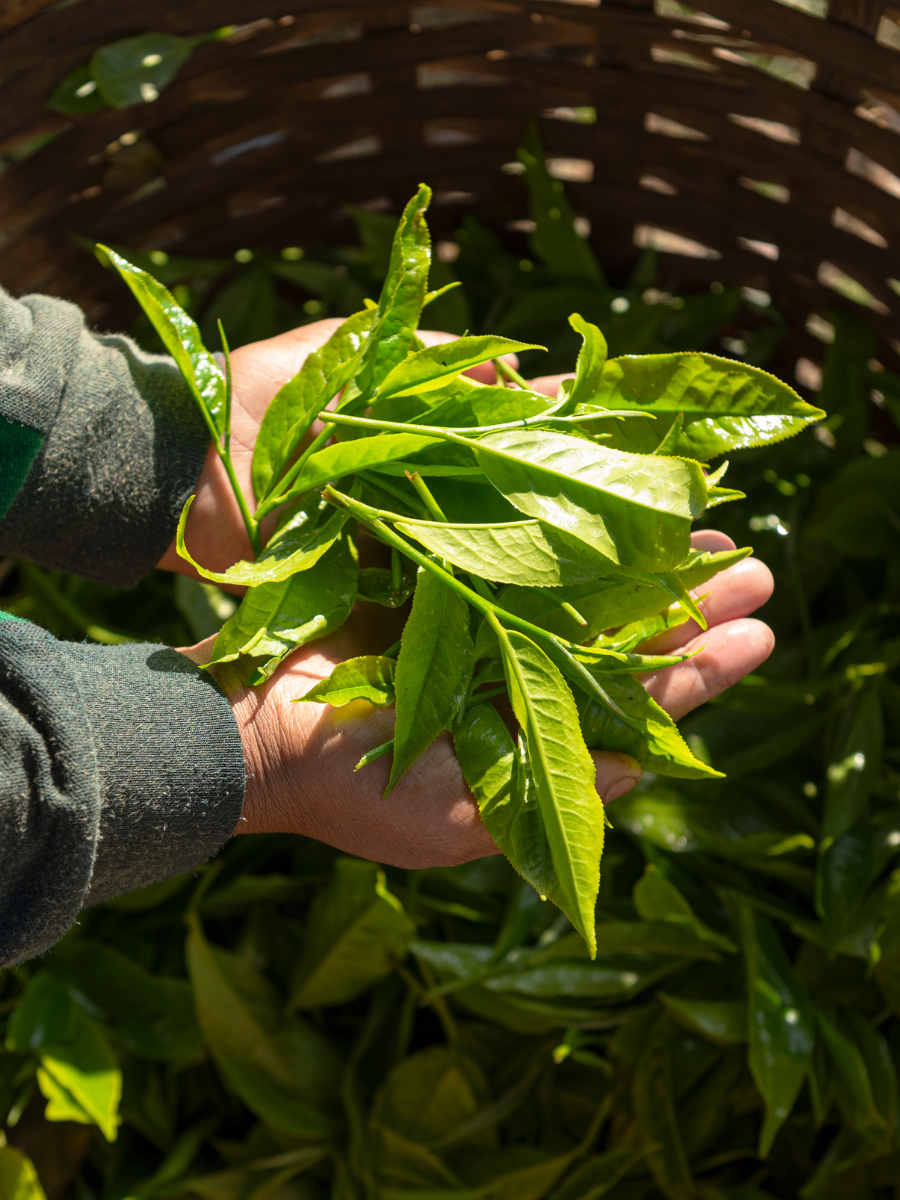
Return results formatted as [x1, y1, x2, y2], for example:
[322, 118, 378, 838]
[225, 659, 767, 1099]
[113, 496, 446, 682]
[102, 185, 823, 955]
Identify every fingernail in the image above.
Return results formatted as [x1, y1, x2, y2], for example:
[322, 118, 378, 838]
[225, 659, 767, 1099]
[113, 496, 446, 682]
[605, 773, 641, 804]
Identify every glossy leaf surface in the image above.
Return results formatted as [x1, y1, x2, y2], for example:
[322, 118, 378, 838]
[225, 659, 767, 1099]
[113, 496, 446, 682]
[473, 428, 706, 571]
[286, 432, 444, 498]
[591, 352, 824, 458]
[296, 656, 396, 709]
[396, 518, 613, 587]
[496, 628, 604, 954]
[732, 897, 814, 1155]
[376, 336, 540, 400]
[475, 546, 749, 650]
[178, 496, 350, 586]
[92, 33, 191, 107]
[578, 672, 723, 780]
[99, 246, 225, 435]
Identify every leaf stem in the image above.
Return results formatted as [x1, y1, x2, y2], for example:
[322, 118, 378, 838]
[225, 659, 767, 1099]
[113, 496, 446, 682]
[561, 602, 589, 628]
[405, 471, 448, 522]
[259, 422, 336, 517]
[492, 356, 530, 389]
[218, 320, 233, 458]
[318, 409, 647, 442]
[218, 450, 262, 557]
[355, 740, 394, 771]
[324, 487, 567, 653]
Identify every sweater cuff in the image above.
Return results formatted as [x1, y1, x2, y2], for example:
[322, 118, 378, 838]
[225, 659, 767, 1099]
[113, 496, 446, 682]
[0, 290, 211, 587]
[63, 641, 246, 905]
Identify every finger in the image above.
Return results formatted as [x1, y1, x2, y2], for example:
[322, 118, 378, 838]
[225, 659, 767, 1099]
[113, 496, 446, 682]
[691, 528, 736, 553]
[642, 556, 774, 655]
[640, 616, 775, 721]
[527, 372, 574, 398]
[593, 752, 642, 805]
[417, 329, 518, 385]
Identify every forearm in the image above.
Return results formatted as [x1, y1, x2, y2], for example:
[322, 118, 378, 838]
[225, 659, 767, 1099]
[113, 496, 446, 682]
[0, 287, 209, 587]
[0, 617, 245, 969]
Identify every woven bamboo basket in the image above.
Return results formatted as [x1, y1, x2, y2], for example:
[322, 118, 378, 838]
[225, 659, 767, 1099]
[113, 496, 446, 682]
[1, 0, 899, 378]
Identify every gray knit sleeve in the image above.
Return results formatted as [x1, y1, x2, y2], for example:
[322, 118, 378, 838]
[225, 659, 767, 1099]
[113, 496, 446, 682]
[0, 287, 210, 587]
[0, 617, 245, 969]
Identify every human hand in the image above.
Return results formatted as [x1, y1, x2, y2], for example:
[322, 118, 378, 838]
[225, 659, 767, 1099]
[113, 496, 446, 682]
[179, 534, 773, 868]
[156, 323, 511, 579]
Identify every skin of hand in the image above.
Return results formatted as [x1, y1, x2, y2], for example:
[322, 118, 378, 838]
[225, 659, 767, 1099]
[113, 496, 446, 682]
[168, 330, 776, 867]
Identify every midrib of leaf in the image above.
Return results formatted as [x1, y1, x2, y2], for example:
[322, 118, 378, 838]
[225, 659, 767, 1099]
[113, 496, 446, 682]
[389, 575, 451, 791]
[489, 614, 592, 944]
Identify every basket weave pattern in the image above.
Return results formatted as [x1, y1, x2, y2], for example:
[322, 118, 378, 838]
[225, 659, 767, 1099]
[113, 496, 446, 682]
[0, 0, 898, 368]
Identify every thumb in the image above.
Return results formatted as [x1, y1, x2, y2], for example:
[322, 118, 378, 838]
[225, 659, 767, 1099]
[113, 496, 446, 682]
[592, 752, 641, 804]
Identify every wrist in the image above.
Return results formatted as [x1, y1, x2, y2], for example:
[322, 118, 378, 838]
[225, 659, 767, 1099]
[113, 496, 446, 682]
[207, 659, 290, 837]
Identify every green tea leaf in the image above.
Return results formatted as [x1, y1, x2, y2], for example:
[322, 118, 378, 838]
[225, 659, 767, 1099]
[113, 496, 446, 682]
[816, 1006, 890, 1147]
[578, 672, 722, 780]
[356, 565, 417, 608]
[346, 185, 433, 409]
[633, 864, 737, 952]
[371, 1045, 492, 1149]
[296, 656, 396, 709]
[0, 1148, 46, 1200]
[615, 785, 812, 859]
[52, 942, 202, 1061]
[291, 858, 414, 1008]
[388, 568, 474, 792]
[476, 547, 749, 649]
[178, 496, 350, 586]
[454, 705, 568, 923]
[186, 915, 341, 1139]
[91, 33, 191, 107]
[495, 627, 604, 954]
[284, 432, 444, 499]
[10, 975, 121, 1142]
[47, 63, 108, 114]
[822, 684, 883, 843]
[472, 428, 706, 572]
[208, 537, 357, 683]
[99, 246, 225, 435]
[376, 336, 541, 402]
[566, 314, 608, 408]
[591, 352, 824, 458]
[659, 994, 748, 1045]
[396, 518, 613, 587]
[252, 308, 374, 502]
[375, 374, 556, 430]
[816, 817, 878, 953]
[632, 1015, 695, 1200]
[730, 896, 814, 1155]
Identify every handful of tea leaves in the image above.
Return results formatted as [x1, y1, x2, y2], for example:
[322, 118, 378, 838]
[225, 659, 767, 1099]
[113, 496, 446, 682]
[100, 185, 823, 953]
